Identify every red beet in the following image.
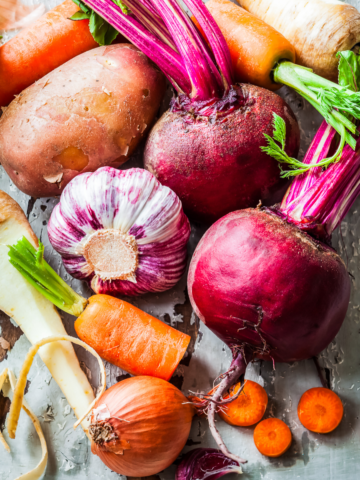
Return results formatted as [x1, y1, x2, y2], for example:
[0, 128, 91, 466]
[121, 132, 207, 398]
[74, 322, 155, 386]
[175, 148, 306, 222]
[144, 84, 300, 223]
[186, 121, 359, 463]
[188, 208, 350, 363]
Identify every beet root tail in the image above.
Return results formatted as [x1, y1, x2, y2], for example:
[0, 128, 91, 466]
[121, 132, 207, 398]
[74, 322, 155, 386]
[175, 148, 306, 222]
[207, 351, 248, 464]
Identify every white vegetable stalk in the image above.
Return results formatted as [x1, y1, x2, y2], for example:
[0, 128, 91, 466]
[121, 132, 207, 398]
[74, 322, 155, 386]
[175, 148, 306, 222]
[0, 191, 95, 436]
[48, 167, 191, 296]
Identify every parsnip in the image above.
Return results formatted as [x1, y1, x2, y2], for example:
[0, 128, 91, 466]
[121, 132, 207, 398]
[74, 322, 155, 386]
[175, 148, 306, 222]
[237, 0, 360, 81]
[0, 191, 94, 436]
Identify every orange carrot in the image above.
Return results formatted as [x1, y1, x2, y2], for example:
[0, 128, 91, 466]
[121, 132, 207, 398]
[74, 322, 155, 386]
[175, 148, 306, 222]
[199, 0, 295, 91]
[75, 294, 191, 381]
[254, 418, 292, 457]
[297, 387, 343, 434]
[0, 0, 98, 106]
[219, 380, 268, 427]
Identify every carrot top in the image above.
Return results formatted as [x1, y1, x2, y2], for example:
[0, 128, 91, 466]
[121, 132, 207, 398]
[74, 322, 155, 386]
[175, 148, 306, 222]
[254, 418, 292, 458]
[297, 387, 343, 434]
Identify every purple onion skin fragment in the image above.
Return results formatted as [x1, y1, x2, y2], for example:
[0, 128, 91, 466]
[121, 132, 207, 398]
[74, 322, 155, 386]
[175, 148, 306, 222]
[176, 449, 242, 480]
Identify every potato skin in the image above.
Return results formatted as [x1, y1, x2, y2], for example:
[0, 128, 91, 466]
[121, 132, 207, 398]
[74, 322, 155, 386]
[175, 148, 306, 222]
[0, 44, 166, 197]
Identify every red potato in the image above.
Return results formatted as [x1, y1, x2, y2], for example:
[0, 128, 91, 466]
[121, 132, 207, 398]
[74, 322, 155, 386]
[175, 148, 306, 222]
[0, 44, 166, 197]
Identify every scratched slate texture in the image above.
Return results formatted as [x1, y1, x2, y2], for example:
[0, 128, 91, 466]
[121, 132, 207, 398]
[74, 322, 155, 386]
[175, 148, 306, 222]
[1, 0, 360, 479]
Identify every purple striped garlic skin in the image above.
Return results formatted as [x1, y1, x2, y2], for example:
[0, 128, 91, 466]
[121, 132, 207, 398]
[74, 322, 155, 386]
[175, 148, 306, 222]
[48, 167, 191, 296]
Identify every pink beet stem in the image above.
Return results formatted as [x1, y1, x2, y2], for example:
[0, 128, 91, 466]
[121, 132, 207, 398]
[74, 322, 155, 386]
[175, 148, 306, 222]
[181, 0, 234, 91]
[123, 0, 177, 51]
[83, 0, 234, 100]
[282, 121, 336, 208]
[83, 0, 191, 94]
[280, 136, 360, 239]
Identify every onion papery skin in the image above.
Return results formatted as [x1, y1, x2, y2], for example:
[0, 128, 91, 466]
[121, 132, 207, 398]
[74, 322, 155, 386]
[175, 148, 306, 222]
[90, 376, 194, 476]
[144, 84, 300, 223]
[188, 209, 350, 362]
[48, 167, 190, 296]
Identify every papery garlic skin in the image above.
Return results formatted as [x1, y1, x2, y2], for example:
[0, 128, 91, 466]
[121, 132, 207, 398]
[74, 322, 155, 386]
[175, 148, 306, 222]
[48, 167, 191, 296]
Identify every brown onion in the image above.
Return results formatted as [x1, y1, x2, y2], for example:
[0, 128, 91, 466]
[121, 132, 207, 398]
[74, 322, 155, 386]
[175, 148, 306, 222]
[90, 376, 194, 476]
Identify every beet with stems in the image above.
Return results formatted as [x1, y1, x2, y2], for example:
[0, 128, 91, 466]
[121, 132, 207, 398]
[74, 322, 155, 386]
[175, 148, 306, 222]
[188, 118, 360, 463]
[81, 0, 299, 223]
[80, 0, 360, 222]
[145, 84, 299, 223]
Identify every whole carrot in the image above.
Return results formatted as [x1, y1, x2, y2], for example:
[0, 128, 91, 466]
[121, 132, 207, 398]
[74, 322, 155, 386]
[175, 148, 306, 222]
[75, 295, 190, 380]
[0, 0, 98, 106]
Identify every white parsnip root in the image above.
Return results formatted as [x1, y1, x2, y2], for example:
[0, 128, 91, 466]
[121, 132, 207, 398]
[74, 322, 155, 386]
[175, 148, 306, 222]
[7, 334, 106, 439]
[0, 368, 48, 480]
[237, 0, 360, 81]
[0, 191, 95, 435]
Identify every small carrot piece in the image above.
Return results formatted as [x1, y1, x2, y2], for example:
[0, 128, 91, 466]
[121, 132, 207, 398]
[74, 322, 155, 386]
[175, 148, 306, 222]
[219, 380, 268, 427]
[254, 418, 292, 457]
[297, 387, 343, 434]
[0, 0, 98, 106]
[199, 0, 295, 91]
[75, 294, 191, 381]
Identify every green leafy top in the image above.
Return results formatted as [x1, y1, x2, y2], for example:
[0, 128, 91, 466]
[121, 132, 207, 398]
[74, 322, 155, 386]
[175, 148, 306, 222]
[265, 50, 360, 176]
[337, 50, 360, 92]
[71, 0, 130, 46]
[8, 237, 87, 317]
[261, 114, 313, 177]
[261, 113, 347, 178]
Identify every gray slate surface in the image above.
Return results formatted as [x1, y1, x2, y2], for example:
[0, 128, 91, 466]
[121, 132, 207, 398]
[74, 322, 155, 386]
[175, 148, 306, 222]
[1, 1, 360, 479]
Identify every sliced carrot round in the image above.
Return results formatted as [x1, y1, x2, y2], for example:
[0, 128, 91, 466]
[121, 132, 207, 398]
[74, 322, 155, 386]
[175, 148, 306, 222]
[254, 418, 292, 457]
[219, 380, 268, 426]
[297, 387, 343, 434]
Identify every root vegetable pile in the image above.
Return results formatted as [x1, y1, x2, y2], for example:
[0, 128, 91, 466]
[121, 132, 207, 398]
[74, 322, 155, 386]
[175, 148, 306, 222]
[1, 0, 359, 476]
[203, 0, 360, 175]
[79, 0, 300, 222]
[188, 60, 360, 457]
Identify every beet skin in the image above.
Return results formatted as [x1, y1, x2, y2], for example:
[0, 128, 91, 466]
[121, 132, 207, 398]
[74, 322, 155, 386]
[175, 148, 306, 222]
[188, 209, 350, 362]
[144, 84, 300, 223]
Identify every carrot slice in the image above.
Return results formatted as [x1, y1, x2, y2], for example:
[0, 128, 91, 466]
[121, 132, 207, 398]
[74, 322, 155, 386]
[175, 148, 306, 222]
[75, 294, 191, 381]
[219, 380, 268, 427]
[254, 418, 292, 457]
[297, 387, 343, 434]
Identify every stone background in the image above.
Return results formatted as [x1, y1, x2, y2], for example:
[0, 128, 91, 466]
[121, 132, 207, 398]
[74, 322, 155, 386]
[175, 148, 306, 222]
[1, 1, 360, 479]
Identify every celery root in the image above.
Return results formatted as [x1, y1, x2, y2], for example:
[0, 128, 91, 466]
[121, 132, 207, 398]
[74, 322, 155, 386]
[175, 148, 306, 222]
[237, 0, 360, 82]
[0, 191, 94, 436]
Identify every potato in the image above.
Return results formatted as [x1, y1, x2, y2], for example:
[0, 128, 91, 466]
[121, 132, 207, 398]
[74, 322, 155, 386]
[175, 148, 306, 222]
[0, 44, 166, 197]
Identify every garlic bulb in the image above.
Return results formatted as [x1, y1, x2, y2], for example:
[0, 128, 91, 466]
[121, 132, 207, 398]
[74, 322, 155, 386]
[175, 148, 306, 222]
[48, 167, 191, 296]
